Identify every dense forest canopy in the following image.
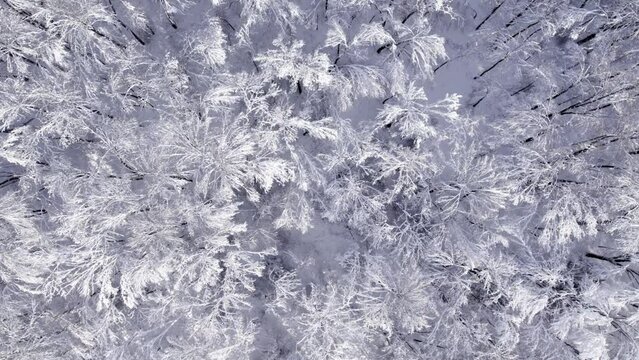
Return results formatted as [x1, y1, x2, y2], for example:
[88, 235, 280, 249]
[1, 0, 639, 359]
